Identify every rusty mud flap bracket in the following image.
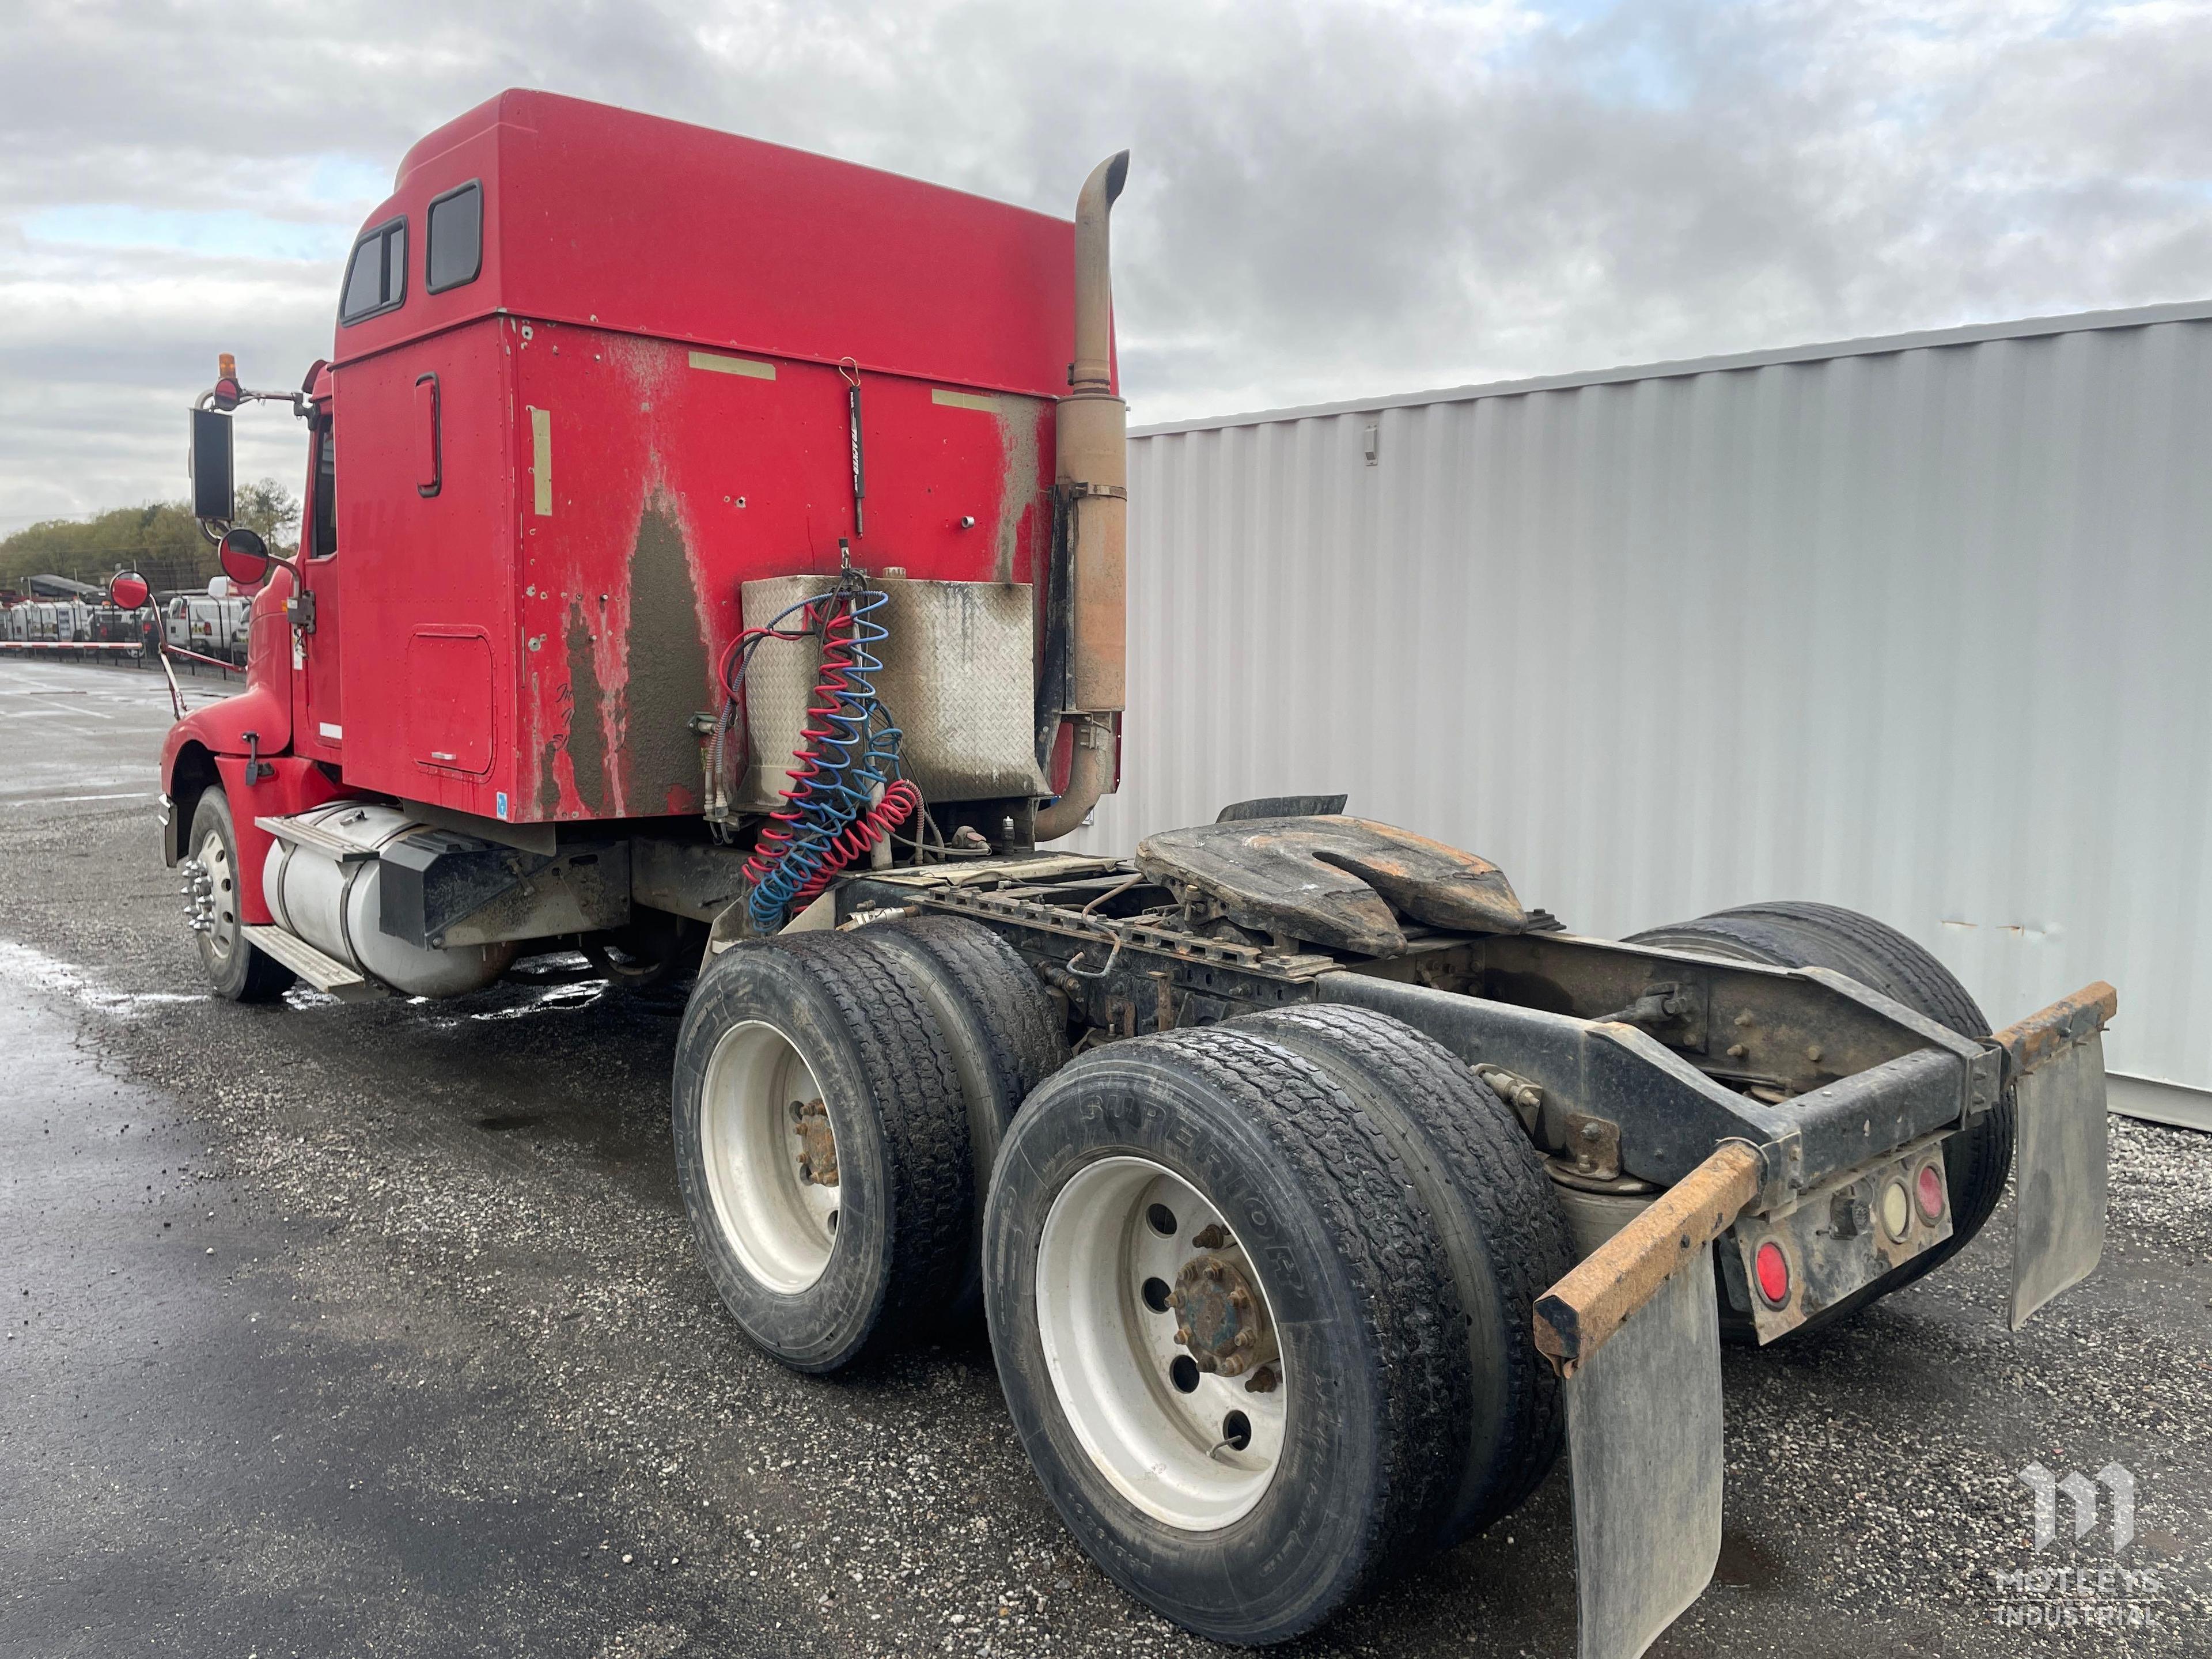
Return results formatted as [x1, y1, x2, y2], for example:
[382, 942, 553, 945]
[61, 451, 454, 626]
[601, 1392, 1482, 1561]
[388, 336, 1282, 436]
[1535, 1143, 1760, 1659]
[1994, 982, 2117, 1330]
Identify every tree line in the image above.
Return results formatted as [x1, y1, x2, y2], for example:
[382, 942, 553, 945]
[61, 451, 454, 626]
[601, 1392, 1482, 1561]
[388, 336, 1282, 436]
[0, 483, 301, 598]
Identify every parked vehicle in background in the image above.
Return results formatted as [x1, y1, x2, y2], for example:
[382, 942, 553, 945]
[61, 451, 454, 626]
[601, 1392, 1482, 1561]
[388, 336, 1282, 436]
[161, 592, 251, 666]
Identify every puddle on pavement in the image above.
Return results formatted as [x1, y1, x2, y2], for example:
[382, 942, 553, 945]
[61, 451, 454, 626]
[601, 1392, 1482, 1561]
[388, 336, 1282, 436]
[0, 936, 204, 1018]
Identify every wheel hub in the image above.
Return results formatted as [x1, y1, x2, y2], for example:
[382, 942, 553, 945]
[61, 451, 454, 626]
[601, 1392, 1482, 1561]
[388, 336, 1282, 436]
[1172, 1246, 1274, 1379]
[180, 856, 215, 934]
[698, 1021, 842, 1293]
[790, 1097, 839, 1185]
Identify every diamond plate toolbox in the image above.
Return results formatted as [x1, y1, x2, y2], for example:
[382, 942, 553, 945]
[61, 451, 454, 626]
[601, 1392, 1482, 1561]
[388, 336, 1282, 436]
[738, 575, 1048, 808]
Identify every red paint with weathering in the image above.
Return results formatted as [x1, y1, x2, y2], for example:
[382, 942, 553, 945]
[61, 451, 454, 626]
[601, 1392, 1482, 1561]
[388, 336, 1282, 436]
[160, 88, 1082, 839]
[164, 90, 1085, 838]
[160, 562, 294, 767]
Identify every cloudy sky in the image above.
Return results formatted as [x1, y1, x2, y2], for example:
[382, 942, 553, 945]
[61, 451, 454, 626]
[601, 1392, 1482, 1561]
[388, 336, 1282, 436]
[3, 0, 2209, 533]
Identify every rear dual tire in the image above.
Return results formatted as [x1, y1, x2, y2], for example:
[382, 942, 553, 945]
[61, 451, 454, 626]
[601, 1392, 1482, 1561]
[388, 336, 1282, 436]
[1628, 899, 2013, 1338]
[671, 918, 1064, 1368]
[984, 1015, 1567, 1645]
[1230, 1004, 1573, 1541]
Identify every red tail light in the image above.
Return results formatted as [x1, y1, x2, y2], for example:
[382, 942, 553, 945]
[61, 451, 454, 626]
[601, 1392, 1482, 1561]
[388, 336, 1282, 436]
[1753, 1240, 1791, 1306]
[1915, 1163, 1945, 1221]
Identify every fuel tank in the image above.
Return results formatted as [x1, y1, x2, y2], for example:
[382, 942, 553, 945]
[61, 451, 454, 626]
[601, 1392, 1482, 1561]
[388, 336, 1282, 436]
[262, 802, 517, 997]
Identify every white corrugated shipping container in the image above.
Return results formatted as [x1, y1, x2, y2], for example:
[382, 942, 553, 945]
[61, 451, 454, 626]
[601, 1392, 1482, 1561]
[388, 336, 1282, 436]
[1075, 300, 2212, 1128]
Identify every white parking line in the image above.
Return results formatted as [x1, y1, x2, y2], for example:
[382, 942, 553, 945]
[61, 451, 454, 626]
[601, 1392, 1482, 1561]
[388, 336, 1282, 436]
[0, 801, 161, 814]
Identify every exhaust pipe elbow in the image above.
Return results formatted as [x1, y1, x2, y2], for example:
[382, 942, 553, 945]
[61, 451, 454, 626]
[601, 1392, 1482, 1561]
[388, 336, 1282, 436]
[1071, 150, 1129, 393]
[1032, 717, 1115, 843]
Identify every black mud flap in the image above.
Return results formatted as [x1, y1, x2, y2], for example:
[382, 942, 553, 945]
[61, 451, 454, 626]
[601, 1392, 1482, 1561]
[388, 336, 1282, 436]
[1563, 1249, 1725, 1659]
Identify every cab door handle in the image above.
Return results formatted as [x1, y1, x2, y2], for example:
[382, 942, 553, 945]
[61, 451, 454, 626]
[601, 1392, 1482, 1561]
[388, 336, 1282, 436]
[415, 372, 442, 498]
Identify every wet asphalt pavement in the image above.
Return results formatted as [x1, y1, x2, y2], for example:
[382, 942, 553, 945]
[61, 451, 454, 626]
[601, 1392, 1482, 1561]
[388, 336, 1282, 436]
[2, 654, 2209, 1658]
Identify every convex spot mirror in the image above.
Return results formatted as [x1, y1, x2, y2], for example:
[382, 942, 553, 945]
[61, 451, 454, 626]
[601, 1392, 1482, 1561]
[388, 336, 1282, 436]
[218, 527, 272, 588]
[108, 571, 150, 611]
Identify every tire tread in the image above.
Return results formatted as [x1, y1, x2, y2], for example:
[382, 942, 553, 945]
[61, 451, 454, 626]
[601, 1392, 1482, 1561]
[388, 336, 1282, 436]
[1232, 1003, 1573, 1534]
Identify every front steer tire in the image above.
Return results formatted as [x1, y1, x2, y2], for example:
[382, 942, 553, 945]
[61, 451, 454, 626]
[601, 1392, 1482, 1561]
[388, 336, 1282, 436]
[983, 1026, 1465, 1646]
[672, 932, 972, 1372]
[187, 787, 294, 1003]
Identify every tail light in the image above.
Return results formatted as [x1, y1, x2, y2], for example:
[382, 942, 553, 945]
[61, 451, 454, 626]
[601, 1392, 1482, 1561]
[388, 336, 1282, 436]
[1915, 1163, 1946, 1222]
[1753, 1240, 1791, 1306]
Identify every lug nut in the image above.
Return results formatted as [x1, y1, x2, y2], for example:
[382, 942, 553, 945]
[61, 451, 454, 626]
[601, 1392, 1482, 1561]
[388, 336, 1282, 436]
[1172, 1328, 1189, 1345]
[1229, 1288, 1249, 1311]
[1204, 1261, 1224, 1283]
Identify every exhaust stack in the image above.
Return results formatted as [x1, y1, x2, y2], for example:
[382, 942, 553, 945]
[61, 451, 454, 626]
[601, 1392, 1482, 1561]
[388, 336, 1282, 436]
[1034, 150, 1129, 842]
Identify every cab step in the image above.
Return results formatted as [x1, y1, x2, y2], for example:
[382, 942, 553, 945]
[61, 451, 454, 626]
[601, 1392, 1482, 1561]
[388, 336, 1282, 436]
[241, 924, 387, 1001]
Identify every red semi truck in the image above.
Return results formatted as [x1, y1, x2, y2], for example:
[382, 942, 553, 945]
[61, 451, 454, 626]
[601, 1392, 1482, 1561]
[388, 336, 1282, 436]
[153, 91, 2117, 1656]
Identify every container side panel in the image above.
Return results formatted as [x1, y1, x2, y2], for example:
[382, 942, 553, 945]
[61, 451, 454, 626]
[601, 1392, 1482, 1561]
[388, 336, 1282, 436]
[1079, 318, 2212, 1096]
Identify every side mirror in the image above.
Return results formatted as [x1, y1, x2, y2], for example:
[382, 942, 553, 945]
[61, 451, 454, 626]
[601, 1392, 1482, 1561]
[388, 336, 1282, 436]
[191, 406, 235, 522]
[218, 527, 271, 588]
[108, 571, 150, 611]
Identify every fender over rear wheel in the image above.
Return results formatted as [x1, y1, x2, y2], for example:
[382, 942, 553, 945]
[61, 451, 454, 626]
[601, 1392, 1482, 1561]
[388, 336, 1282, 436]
[1628, 899, 2013, 1338]
[983, 1026, 1465, 1645]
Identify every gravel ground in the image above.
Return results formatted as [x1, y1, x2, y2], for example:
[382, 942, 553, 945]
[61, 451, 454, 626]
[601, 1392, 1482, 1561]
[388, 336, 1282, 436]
[2, 656, 2207, 1657]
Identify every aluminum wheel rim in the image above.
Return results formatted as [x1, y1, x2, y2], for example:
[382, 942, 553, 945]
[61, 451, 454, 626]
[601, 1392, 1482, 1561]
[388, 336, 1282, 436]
[699, 1020, 840, 1293]
[1035, 1156, 1288, 1531]
[198, 827, 237, 964]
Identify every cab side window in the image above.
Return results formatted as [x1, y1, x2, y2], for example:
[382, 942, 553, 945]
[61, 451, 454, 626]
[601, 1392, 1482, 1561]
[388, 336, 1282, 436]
[426, 182, 483, 293]
[339, 218, 407, 323]
[310, 421, 338, 560]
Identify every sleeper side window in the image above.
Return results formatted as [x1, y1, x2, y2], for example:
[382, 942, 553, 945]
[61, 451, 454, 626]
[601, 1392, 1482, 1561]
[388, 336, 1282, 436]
[426, 181, 483, 293]
[338, 218, 407, 324]
[311, 420, 338, 560]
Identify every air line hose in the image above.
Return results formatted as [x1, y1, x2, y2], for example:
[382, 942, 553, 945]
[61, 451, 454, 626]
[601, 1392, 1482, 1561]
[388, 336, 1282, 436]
[738, 582, 918, 929]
